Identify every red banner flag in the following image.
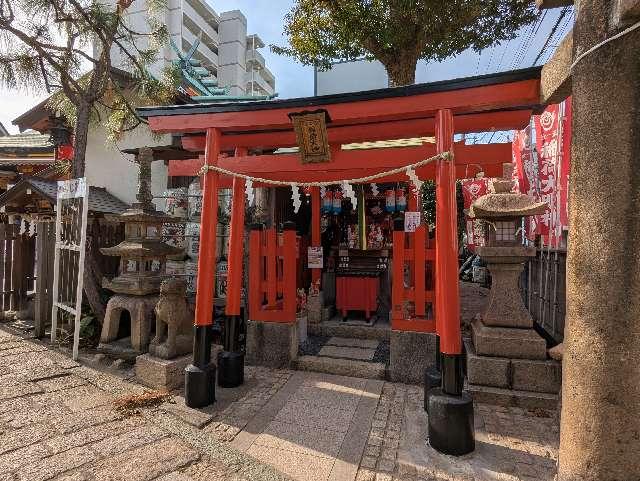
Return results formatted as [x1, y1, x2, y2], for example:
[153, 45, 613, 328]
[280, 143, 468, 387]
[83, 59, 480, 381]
[559, 97, 572, 229]
[512, 126, 539, 240]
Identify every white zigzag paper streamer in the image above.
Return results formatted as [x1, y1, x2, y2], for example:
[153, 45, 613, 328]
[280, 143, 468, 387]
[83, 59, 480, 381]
[406, 167, 424, 192]
[19, 218, 27, 235]
[342, 182, 357, 211]
[28, 219, 36, 237]
[320, 186, 326, 198]
[244, 178, 255, 206]
[370, 183, 379, 196]
[291, 184, 302, 213]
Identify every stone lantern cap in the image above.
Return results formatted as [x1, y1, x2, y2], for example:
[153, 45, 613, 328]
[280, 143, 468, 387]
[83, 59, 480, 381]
[469, 179, 547, 220]
[104, 208, 174, 224]
[100, 240, 181, 258]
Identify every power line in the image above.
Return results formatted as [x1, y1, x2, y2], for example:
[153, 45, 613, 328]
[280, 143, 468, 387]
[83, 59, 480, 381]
[510, 11, 545, 69]
[531, 7, 571, 66]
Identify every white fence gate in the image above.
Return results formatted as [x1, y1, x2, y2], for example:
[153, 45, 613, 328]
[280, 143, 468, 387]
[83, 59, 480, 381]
[50, 178, 89, 360]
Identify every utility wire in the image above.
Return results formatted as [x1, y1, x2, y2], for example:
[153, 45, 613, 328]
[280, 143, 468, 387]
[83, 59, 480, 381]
[510, 11, 545, 69]
[531, 7, 571, 66]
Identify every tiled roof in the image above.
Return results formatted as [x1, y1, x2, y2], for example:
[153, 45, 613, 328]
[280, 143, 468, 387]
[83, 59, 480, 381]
[0, 177, 129, 214]
[0, 131, 53, 150]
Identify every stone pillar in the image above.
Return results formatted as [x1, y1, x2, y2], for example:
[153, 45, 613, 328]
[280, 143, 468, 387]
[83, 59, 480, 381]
[134, 147, 154, 211]
[557, 2, 640, 480]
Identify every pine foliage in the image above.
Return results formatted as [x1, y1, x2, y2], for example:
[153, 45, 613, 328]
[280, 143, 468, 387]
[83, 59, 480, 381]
[0, 0, 179, 175]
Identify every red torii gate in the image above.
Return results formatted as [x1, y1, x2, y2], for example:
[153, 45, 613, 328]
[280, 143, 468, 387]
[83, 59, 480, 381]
[139, 66, 542, 455]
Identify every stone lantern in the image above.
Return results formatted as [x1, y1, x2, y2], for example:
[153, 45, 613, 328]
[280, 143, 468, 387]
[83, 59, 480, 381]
[465, 168, 562, 408]
[98, 148, 183, 359]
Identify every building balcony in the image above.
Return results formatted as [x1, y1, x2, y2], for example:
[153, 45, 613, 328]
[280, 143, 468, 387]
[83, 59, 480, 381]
[245, 69, 275, 96]
[246, 48, 265, 69]
[182, 0, 219, 45]
[182, 29, 218, 68]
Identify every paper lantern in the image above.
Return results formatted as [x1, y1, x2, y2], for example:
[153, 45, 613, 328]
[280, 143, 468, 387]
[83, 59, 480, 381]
[332, 191, 343, 215]
[396, 188, 407, 212]
[322, 190, 333, 213]
[385, 190, 396, 213]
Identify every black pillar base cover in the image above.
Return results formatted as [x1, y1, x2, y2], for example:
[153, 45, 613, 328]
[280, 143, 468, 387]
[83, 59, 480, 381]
[184, 363, 216, 408]
[427, 388, 475, 456]
[217, 351, 245, 388]
[424, 366, 442, 412]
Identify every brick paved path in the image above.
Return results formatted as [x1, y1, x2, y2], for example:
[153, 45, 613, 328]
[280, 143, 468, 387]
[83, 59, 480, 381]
[0, 326, 559, 481]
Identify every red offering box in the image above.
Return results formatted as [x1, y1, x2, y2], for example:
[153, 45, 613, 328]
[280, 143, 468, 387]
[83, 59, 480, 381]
[336, 276, 379, 320]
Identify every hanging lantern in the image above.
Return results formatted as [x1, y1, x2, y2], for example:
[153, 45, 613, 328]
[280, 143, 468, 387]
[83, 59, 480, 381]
[385, 189, 396, 213]
[322, 190, 333, 213]
[332, 190, 343, 215]
[396, 188, 407, 212]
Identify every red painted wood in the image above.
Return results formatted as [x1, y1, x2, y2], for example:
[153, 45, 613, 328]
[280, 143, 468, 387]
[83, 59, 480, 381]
[336, 277, 379, 320]
[435, 109, 461, 355]
[266, 228, 277, 307]
[194, 128, 220, 327]
[248, 228, 262, 318]
[180, 110, 532, 150]
[391, 229, 405, 322]
[282, 228, 297, 320]
[148, 79, 539, 134]
[414, 226, 426, 317]
[310, 187, 321, 285]
[169, 142, 510, 182]
[225, 148, 247, 316]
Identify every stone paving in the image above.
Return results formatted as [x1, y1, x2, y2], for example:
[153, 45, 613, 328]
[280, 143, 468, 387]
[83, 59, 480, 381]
[0, 326, 559, 481]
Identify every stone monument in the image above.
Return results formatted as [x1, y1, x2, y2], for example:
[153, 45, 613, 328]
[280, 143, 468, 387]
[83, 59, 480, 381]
[98, 148, 182, 360]
[465, 167, 562, 408]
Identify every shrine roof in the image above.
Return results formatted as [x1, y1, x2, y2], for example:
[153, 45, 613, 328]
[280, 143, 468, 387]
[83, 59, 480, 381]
[0, 177, 129, 214]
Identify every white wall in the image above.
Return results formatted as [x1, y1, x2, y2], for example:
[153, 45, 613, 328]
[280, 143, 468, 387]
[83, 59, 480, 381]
[315, 49, 486, 95]
[315, 60, 388, 95]
[85, 122, 170, 212]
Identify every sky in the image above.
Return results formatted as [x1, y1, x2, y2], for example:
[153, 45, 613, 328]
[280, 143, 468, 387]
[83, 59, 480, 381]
[0, 1, 573, 135]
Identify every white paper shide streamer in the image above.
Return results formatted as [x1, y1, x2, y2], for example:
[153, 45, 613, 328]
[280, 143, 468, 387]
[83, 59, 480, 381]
[291, 184, 302, 213]
[320, 186, 326, 198]
[406, 167, 423, 192]
[370, 183, 379, 196]
[342, 182, 357, 210]
[244, 178, 255, 206]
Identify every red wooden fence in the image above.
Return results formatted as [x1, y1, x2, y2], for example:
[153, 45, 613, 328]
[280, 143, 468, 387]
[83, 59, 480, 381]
[248, 222, 297, 323]
[391, 221, 436, 332]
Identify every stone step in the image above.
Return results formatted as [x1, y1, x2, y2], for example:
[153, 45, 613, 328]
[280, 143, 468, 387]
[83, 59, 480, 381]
[308, 320, 390, 341]
[466, 382, 559, 411]
[325, 336, 380, 349]
[295, 355, 386, 380]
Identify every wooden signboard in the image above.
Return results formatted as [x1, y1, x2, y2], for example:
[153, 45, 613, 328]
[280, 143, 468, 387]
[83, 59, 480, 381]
[289, 110, 332, 164]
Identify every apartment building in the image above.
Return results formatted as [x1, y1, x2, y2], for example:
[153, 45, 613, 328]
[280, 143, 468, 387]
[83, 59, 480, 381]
[108, 0, 276, 96]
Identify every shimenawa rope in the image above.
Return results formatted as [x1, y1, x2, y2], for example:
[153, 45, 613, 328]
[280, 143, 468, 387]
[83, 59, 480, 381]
[197, 151, 453, 187]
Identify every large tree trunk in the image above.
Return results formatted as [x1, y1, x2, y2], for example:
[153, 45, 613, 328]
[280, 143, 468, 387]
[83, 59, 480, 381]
[557, 1, 640, 480]
[72, 101, 91, 178]
[383, 56, 418, 87]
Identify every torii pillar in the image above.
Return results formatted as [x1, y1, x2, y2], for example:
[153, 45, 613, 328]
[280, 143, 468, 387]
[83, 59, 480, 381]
[558, 1, 640, 479]
[427, 109, 475, 456]
[185, 128, 220, 408]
